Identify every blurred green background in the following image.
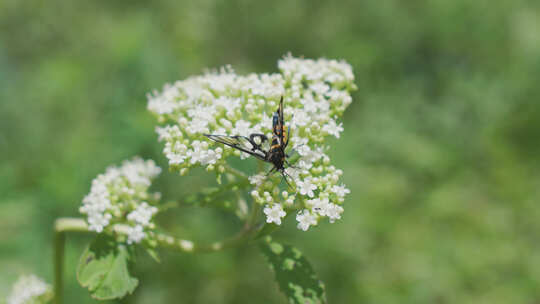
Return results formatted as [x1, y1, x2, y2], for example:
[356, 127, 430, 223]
[2, 0, 540, 303]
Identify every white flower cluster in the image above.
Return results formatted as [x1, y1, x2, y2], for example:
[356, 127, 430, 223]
[148, 54, 355, 231]
[79, 157, 161, 244]
[7, 275, 52, 304]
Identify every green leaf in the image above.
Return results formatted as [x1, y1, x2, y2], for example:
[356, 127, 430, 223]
[259, 237, 327, 304]
[76, 235, 139, 300]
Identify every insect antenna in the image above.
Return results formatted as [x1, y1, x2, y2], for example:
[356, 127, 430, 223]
[266, 166, 277, 177]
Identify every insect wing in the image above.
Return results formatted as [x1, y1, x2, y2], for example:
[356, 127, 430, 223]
[272, 96, 287, 147]
[283, 125, 290, 148]
[279, 96, 284, 129]
[205, 134, 267, 161]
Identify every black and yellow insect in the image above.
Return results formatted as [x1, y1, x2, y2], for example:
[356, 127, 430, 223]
[204, 96, 295, 181]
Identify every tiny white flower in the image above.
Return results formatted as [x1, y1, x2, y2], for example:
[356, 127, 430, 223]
[156, 125, 182, 142]
[264, 204, 286, 225]
[297, 144, 311, 157]
[87, 213, 112, 233]
[296, 209, 317, 231]
[168, 153, 186, 165]
[188, 140, 207, 164]
[284, 167, 301, 182]
[285, 196, 295, 205]
[126, 225, 146, 244]
[185, 118, 209, 134]
[326, 203, 344, 223]
[147, 94, 178, 115]
[297, 177, 317, 198]
[297, 159, 313, 170]
[7, 275, 52, 304]
[219, 118, 233, 130]
[302, 96, 319, 113]
[332, 184, 350, 198]
[263, 191, 273, 203]
[249, 173, 266, 187]
[200, 148, 222, 165]
[292, 110, 310, 127]
[127, 202, 158, 227]
[187, 105, 217, 123]
[166, 142, 188, 165]
[308, 197, 330, 216]
[309, 82, 330, 95]
[232, 120, 252, 137]
[155, 126, 171, 142]
[260, 114, 273, 130]
[304, 147, 324, 163]
[322, 119, 344, 138]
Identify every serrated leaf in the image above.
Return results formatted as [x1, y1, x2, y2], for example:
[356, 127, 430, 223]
[260, 238, 327, 304]
[76, 235, 138, 300]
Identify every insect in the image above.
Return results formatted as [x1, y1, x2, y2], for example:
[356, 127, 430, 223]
[204, 96, 296, 185]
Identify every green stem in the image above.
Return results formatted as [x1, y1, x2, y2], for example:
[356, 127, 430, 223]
[53, 229, 64, 304]
[224, 165, 248, 180]
[246, 199, 261, 228]
[152, 225, 258, 253]
[53, 218, 91, 304]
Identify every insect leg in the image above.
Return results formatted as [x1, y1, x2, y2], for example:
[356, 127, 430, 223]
[281, 169, 296, 191]
[285, 159, 300, 170]
[266, 166, 277, 177]
[286, 143, 306, 159]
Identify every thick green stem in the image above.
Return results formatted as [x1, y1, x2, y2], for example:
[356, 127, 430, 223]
[53, 218, 91, 304]
[53, 230, 64, 304]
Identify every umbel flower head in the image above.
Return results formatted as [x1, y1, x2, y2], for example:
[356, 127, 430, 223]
[147, 54, 355, 231]
[79, 157, 162, 244]
[7, 275, 53, 304]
